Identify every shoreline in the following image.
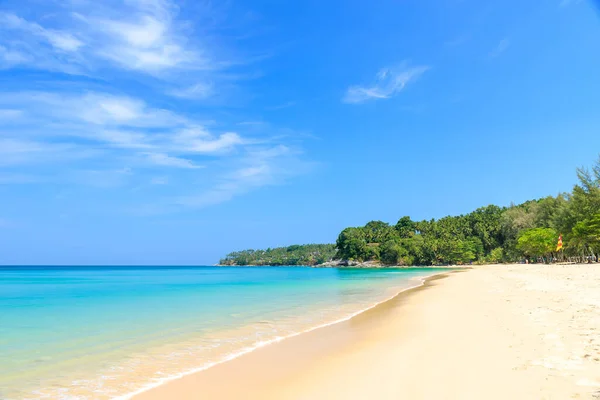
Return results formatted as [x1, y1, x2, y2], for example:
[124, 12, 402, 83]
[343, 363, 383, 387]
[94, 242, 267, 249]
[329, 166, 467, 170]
[216, 263, 471, 268]
[133, 264, 600, 400]
[126, 270, 452, 400]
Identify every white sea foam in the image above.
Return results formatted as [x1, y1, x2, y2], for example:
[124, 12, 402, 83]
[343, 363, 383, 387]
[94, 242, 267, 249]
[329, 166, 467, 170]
[113, 271, 447, 400]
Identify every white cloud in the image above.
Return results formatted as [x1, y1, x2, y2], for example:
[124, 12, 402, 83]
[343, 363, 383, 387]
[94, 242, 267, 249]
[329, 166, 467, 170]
[0, 139, 47, 164]
[0, 138, 96, 166]
[0, 45, 32, 67]
[175, 145, 312, 208]
[70, 167, 134, 188]
[94, 13, 200, 73]
[161, 125, 242, 153]
[0, 12, 84, 53]
[85, 96, 143, 123]
[105, 16, 167, 49]
[0, 91, 186, 130]
[76, 93, 184, 128]
[489, 39, 510, 58]
[343, 64, 430, 104]
[175, 126, 212, 138]
[96, 129, 153, 149]
[0, 91, 246, 164]
[168, 82, 214, 99]
[0, 0, 262, 108]
[144, 153, 203, 169]
[0, 1, 212, 75]
[0, 89, 312, 209]
[0, 2, 312, 210]
[0, 88, 263, 199]
[175, 163, 272, 208]
[44, 31, 84, 52]
[180, 132, 244, 153]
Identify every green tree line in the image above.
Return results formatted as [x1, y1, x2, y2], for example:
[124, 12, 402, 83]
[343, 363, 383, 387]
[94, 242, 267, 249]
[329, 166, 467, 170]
[220, 244, 337, 266]
[222, 157, 600, 266]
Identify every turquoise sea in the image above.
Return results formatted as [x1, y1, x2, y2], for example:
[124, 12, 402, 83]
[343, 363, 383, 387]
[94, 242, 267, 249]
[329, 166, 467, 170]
[0, 266, 442, 399]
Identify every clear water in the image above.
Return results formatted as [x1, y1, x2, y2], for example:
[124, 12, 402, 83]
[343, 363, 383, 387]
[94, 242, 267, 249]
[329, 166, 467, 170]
[0, 266, 441, 399]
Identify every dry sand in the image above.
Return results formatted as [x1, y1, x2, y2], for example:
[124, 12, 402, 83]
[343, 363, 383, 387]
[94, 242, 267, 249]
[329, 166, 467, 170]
[133, 265, 600, 400]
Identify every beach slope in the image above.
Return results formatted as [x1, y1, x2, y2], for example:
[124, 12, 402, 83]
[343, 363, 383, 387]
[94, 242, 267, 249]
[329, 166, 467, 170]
[134, 265, 600, 400]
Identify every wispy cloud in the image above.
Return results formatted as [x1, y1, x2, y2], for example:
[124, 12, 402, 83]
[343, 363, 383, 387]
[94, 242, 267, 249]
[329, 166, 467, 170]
[0, 0, 246, 101]
[70, 167, 134, 189]
[343, 63, 430, 104]
[0, 138, 98, 166]
[0, 89, 311, 209]
[0, 12, 84, 52]
[168, 82, 214, 99]
[143, 153, 203, 169]
[0, 1, 313, 212]
[77, 93, 185, 128]
[489, 39, 510, 58]
[0, 91, 242, 154]
[0, 1, 206, 74]
[175, 145, 313, 209]
[0, 45, 31, 67]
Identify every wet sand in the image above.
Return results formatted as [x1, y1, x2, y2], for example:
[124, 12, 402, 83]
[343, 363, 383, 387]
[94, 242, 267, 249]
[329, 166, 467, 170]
[133, 265, 600, 400]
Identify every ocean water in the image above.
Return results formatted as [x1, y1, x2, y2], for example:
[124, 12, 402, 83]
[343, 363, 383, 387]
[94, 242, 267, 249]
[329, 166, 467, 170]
[0, 266, 442, 399]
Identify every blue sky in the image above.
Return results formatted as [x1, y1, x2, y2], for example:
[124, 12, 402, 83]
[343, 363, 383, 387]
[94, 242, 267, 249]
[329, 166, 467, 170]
[1, 0, 599, 265]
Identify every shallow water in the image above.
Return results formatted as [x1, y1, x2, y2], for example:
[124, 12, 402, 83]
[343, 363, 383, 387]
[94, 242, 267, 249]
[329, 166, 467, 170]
[0, 266, 442, 399]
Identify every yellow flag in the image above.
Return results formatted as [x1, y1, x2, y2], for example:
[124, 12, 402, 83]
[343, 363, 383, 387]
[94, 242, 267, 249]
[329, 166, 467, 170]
[556, 234, 563, 252]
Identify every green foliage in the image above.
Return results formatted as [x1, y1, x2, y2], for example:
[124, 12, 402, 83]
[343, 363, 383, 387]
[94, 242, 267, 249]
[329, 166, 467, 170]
[517, 228, 558, 258]
[487, 247, 504, 263]
[336, 227, 368, 261]
[380, 240, 409, 265]
[221, 157, 600, 266]
[363, 221, 396, 243]
[570, 213, 600, 254]
[469, 205, 504, 253]
[220, 244, 336, 266]
[395, 216, 416, 238]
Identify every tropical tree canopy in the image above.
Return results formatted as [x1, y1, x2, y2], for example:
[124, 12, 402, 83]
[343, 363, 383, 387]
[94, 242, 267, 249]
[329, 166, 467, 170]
[516, 228, 558, 258]
[222, 157, 600, 266]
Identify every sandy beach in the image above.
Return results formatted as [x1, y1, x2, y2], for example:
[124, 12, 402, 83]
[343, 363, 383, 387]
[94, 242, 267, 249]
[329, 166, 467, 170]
[133, 265, 600, 400]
